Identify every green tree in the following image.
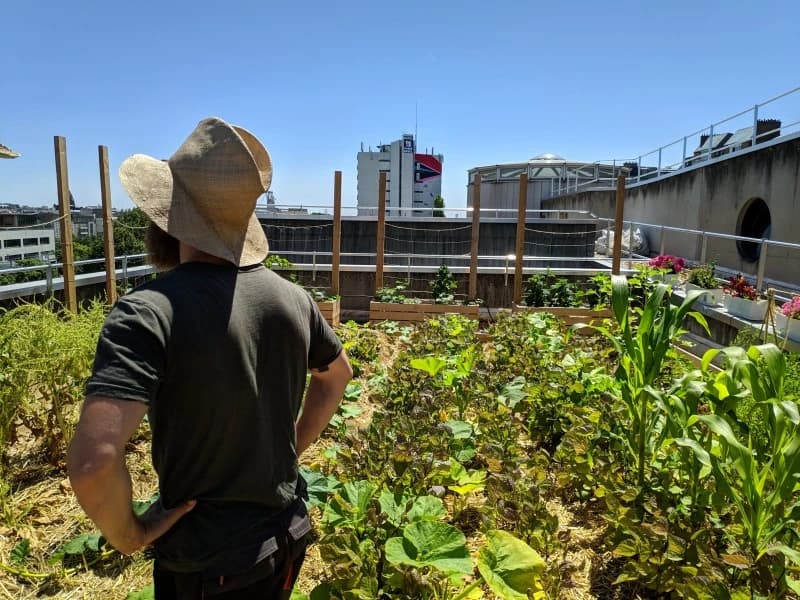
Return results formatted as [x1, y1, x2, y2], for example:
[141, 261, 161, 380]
[113, 208, 148, 257]
[433, 195, 445, 218]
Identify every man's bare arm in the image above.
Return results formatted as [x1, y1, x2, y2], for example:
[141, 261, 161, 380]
[296, 350, 353, 456]
[67, 396, 195, 555]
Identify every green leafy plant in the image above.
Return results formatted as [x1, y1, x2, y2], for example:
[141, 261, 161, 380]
[522, 271, 580, 307]
[596, 276, 708, 491]
[680, 345, 800, 596]
[431, 264, 458, 304]
[376, 280, 412, 303]
[687, 262, 719, 289]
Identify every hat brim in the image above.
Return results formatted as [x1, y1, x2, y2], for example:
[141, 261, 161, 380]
[119, 154, 268, 266]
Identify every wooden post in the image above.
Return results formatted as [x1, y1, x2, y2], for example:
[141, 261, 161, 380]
[375, 171, 387, 292]
[611, 175, 626, 275]
[513, 172, 527, 305]
[99, 145, 117, 305]
[468, 173, 481, 300]
[331, 171, 342, 296]
[54, 136, 77, 312]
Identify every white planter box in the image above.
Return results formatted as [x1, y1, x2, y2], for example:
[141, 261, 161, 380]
[684, 283, 724, 306]
[723, 295, 768, 321]
[775, 312, 800, 342]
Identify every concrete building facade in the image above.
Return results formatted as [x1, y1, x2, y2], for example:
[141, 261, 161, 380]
[0, 229, 55, 264]
[467, 153, 629, 215]
[541, 135, 800, 286]
[357, 134, 443, 215]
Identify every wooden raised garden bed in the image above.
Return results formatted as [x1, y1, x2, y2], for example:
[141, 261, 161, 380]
[317, 299, 340, 327]
[369, 301, 479, 323]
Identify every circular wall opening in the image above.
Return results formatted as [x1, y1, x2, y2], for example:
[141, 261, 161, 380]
[736, 198, 771, 262]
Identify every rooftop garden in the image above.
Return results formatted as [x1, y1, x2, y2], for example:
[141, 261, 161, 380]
[0, 275, 799, 599]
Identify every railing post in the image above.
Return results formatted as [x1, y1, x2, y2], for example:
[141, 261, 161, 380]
[681, 137, 687, 168]
[627, 225, 634, 267]
[659, 226, 666, 256]
[513, 173, 527, 305]
[99, 145, 117, 306]
[45, 262, 54, 297]
[54, 136, 77, 312]
[375, 171, 387, 292]
[699, 232, 708, 264]
[612, 176, 626, 275]
[752, 104, 759, 146]
[122, 255, 129, 293]
[756, 240, 768, 291]
[312, 250, 317, 282]
[637, 156, 642, 183]
[469, 173, 481, 300]
[707, 124, 714, 161]
[331, 171, 342, 296]
[657, 147, 662, 177]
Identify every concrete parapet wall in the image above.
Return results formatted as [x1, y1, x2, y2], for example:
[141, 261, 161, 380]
[542, 137, 800, 284]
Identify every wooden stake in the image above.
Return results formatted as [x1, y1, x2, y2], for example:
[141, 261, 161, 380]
[99, 145, 117, 305]
[513, 172, 527, 305]
[611, 175, 626, 275]
[331, 171, 342, 296]
[54, 136, 77, 312]
[375, 171, 387, 292]
[468, 173, 481, 300]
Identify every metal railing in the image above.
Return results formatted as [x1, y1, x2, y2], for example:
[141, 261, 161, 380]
[545, 85, 800, 198]
[0, 254, 151, 299]
[257, 205, 597, 220]
[594, 219, 800, 301]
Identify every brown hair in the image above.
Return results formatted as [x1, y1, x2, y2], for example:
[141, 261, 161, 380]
[145, 221, 180, 270]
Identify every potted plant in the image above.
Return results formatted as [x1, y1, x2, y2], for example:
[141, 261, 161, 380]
[647, 254, 685, 284]
[775, 296, 800, 342]
[722, 274, 767, 321]
[684, 262, 723, 306]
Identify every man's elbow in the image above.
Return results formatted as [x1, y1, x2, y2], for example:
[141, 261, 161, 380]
[67, 440, 120, 494]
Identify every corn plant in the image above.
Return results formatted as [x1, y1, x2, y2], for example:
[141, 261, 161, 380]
[595, 276, 707, 490]
[680, 345, 800, 596]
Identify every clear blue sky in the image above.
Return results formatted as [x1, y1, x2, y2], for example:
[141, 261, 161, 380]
[2, 0, 798, 212]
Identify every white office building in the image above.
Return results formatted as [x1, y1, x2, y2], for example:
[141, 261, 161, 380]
[357, 134, 443, 216]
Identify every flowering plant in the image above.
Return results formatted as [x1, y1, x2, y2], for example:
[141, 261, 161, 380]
[723, 274, 760, 300]
[781, 296, 800, 320]
[648, 254, 686, 274]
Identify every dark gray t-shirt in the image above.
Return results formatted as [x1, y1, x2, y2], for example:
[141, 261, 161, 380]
[85, 262, 342, 572]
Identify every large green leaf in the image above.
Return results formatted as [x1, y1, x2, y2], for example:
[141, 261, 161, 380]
[323, 480, 376, 528]
[379, 489, 409, 526]
[610, 275, 629, 326]
[385, 521, 472, 577]
[406, 495, 446, 522]
[300, 466, 341, 509]
[410, 357, 447, 377]
[443, 420, 474, 440]
[476, 530, 545, 600]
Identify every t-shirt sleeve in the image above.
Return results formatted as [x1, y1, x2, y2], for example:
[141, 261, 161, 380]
[85, 297, 168, 405]
[307, 295, 343, 370]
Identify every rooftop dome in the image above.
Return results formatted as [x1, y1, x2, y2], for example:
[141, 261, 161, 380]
[530, 152, 565, 162]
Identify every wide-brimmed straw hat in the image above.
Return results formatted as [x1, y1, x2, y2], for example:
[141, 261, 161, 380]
[119, 117, 271, 266]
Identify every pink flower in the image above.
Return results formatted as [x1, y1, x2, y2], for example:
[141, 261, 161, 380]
[781, 297, 800, 320]
[648, 254, 685, 274]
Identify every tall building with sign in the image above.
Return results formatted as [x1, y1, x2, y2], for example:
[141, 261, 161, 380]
[357, 134, 443, 216]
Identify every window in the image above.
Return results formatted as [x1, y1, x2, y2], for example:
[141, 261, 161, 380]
[3, 239, 21, 248]
[23, 237, 38, 246]
[39, 237, 50, 244]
